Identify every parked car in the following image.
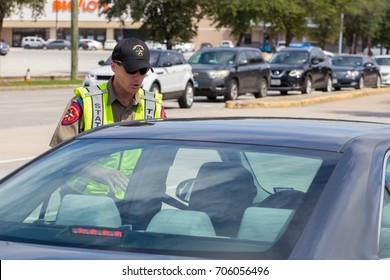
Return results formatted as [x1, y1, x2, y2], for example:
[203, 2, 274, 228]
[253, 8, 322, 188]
[78, 40, 89, 50]
[374, 55, 390, 85]
[0, 41, 10, 56]
[268, 47, 333, 95]
[21, 36, 47, 49]
[331, 54, 381, 90]
[1, 117, 390, 260]
[276, 41, 286, 52]
[188, 47, 270, 100]
[103, 39, 117, 50]
[79, 39, 103, 50]
[218, 40, 234, 48]
[83, 49, 195, 108]
[47, 39, 71, 50]
[200, 42, 212, 49]
[173, 41, 195, 53]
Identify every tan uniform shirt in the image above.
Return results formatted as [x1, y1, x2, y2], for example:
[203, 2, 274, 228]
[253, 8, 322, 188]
[50, 78, 141, 147]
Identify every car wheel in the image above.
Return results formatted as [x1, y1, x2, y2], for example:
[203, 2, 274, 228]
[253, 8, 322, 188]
[322, 74, 333, 92]
[357, 76, 364, 89]
[254, 77, 268, 98]
[374, 74, 381, 88]
[224, 80, 238, 101]
[150, 82, 160, 93]
[178, 82, 194, 108]
[302, 76, 313, 94]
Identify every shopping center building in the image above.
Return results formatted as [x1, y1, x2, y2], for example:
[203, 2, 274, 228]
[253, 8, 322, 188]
[2, 0, 264, 50]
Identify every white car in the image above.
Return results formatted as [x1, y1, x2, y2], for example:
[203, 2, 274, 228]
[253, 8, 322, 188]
[173, 41, 195, 53]
[21, 36, 48, 49]
[217, 40, 234, 48]
[374, 55, 390, 85]
[83, 49, 195, 108]
[79, 39, 103, 50]
[103, 39, 117, 50]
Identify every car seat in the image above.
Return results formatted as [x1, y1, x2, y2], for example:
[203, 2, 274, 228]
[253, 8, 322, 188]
[188, 162, 257, 237]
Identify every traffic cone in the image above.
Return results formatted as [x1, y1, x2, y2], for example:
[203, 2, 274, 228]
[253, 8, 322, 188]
[24, 68, 31, 83]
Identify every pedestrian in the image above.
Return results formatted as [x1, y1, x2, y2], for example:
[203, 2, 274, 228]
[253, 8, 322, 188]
[50, 37, 166, 199]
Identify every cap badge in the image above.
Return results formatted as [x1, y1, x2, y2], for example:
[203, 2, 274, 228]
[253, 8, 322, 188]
[132, 45, 145, 56]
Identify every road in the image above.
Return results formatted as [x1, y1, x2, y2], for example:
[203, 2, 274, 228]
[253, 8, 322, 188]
[1, 86, 390, 178]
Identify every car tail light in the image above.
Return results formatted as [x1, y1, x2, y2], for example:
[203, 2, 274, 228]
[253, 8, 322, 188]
[71, 227, 123, 237]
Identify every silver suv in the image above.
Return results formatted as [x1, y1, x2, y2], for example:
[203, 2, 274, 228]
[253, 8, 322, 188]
[83, 49, 195, 108]
[21, 36, 47, 49]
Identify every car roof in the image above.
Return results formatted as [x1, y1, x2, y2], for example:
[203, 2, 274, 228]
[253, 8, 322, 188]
[279, 47, 318, 52]
[75, 118, 390, 152]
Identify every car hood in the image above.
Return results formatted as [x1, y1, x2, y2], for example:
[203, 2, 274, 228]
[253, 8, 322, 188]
[190, 64, 232, 72]
[331, 66, 361, 72]
[89, 65, 114, 76]
[0, 241, 200, 260]
[269, 63, 305, 70]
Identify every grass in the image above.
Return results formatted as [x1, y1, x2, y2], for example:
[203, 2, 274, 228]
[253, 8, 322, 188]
[6, 79, 83, 86]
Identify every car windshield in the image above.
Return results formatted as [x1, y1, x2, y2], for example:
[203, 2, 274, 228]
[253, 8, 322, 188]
[0, 138, 338, 259]
[269, 52, 309, 64]
[375, 57, 390, 66]
[188, 50, 236, 65]
[331, 56, 363, 67]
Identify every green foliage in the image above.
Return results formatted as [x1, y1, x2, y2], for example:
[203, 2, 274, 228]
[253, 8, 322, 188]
[0, 0, 46, 38]
[100, 0, 203, 49]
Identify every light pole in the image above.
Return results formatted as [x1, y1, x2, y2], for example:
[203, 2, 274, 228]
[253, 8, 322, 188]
[338, 13, 344, 54]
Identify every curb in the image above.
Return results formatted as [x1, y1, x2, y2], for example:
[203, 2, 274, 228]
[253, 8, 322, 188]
[0, 84, 81, 91]
[225, 88, 390, 109]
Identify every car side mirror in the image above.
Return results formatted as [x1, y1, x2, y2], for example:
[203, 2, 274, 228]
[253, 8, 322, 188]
[98, 60, 105, 66]
[239, 59, 249, 66]
[311, 58, 320, 65]
[175, 178, 195, 203]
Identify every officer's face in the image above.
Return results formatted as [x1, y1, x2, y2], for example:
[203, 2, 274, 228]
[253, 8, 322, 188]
[111, 60, 147, 95]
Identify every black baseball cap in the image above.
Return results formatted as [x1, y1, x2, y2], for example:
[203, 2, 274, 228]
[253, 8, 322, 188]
[112, 37, 153, 73]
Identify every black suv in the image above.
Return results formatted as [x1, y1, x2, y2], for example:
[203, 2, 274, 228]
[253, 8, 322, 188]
[268, 47, 333, 94]
[188, 47, 270, 101]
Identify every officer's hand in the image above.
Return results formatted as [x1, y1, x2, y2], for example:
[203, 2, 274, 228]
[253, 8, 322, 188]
[84, 165, 129, 194]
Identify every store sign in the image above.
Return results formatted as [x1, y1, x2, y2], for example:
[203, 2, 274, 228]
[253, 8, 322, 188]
[53, 0, 111, 13]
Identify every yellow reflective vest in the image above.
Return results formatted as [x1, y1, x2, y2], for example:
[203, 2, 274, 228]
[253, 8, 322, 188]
[68, 82, 163, 199]
[74, 82, 163, 129]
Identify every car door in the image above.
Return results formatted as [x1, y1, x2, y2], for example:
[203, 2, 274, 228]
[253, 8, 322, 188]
[363, 56, 378, 85]
[154, 51, 181, 94]
[310, 49, 327, 87]
[236, 50, 253, 92]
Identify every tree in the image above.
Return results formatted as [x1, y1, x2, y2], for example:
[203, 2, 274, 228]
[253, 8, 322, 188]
[0, 0, 46, 39]
[99, 0, 203, 49]
[200, 0, 263, 46]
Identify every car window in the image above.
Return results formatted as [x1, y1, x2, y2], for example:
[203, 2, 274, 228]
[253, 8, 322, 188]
[379, 157, 390, 258]
[245, 50, 265, 64]
[0, 139, 338, 258]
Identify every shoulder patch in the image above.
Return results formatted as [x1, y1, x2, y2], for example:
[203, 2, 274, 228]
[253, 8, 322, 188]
[61, 102, 82, 125]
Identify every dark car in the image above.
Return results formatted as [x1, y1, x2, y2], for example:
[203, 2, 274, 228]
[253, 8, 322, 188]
[200, 42, 212, 49]
[0, 41, 10, 56]
[268, 47, 333, 95]
[331, 54, 381, 90]
[78, 40, 89, 50]
[188, 47, 270, 101]
[1, 117, 390, 260]
[47, 39, 71, 50]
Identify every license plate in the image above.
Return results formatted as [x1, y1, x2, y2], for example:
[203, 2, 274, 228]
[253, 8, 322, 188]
[271, 79, 281, 86]
[194, 81, 199, 88]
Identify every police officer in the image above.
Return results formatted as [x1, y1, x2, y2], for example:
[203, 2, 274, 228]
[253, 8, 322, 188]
[50, 37, 166, 198]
